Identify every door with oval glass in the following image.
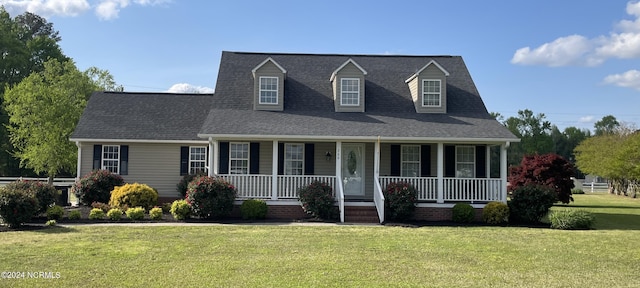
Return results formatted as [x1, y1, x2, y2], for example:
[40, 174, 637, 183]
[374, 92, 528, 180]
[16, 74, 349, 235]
[342, 144, 364, 196]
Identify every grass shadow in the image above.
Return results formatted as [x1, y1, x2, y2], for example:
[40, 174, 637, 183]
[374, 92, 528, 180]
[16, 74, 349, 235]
[591, 212, 640, 230]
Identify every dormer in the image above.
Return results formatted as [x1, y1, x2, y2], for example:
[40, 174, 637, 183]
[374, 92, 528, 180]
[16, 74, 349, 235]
[330, 59, 367, 112]
[405, 60, 449, 113]
[252, 57, 287, 111]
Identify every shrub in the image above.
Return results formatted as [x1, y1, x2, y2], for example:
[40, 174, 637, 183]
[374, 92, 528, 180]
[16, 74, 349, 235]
[2, 180, 56, 215]
[88, 208, 105, 220]
[45, 219, 57, 226]
[177, 172, 206, 198]
[452, 203, 475, 223]
[91, 201, 111, 212]
[149, 207, 163, 220]
[509, 184, 557, 224]
[170, 200, 191, 220]
[298, 181, 335, 220]
[509, 153, 575, 204]
[106, 208, 123, 221]
[549, 210, 595, 230]
[572, 188, 585, 195]
[125, 207, 145, 220]
[383, 182, 417, 221]
[68, 210, 82, 220]
[161, 203, 172, 214]
[109, 183, 158, 210]
[240, 199, 268, 220]
[0, 187, 39, 228]
[46, 205, 65, 220]
[482, 201, 509, 225]
[73, 170, 124, 205]
[186, 176, 237, 219]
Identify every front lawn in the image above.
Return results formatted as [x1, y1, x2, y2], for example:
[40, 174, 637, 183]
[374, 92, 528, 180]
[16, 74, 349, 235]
[0, 193, 639, 287]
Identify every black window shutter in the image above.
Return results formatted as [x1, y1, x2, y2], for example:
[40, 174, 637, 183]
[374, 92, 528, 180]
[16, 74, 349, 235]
[250, 142, 260, 174]
[180, 146, 189, 176]
[476, 145, 486, 178]
[420, 145, 431, 177]
[277, 143, 284, 175]
[219, 142, 229, 174]
[93, 145, 102, 170]
[445, 145, 456, 177]
[304, 143, 314, 175]
[390, 145, 400, 176]
[120, 145, 129, 175]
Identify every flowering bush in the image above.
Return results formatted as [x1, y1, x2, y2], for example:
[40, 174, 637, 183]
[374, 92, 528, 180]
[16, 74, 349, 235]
[383, 182, 417, 221]
[170, 199, 191, 220]
[0, 186, 39, 228]
[186, 176, 237, 219]
[109, 183, 158, 210]
[177, 172, 206, 198]
[73, 170, 124, 205]
[298, 181, 335, 220]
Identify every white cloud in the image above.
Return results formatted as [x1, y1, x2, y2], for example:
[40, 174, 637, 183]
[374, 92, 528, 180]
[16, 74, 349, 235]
[579, 116, 594, 123]
[167, 83, 215, 94]
[512, 1, 640, 67]
[603, 69, 640, 90]
[0, 0, 170, 20]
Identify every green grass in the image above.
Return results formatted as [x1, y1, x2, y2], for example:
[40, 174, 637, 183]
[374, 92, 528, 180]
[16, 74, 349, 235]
[1, 193, 639, 287]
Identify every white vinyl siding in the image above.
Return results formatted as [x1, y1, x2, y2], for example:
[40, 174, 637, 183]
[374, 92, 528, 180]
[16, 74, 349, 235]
[189, 146, 207, 175]
[102, 145, 120, 174]
[284, 143, 304, 175]
[422, 79, 441, 107]
[401, 145, 420, 177]
[259, 76, 278, 104]
[340, 78, 360, 106]
[230, 143, 249, 174]
[456, 146, 475, 178]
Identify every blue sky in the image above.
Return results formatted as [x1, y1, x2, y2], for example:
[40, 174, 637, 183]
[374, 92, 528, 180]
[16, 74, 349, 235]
[2, 0, 640, 131]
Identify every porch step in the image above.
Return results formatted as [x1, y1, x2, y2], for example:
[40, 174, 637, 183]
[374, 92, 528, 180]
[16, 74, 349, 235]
[344, 206, 380, 223]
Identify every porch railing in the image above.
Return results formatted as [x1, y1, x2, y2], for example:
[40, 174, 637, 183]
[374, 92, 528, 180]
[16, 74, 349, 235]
[373, 176, 385, 223]
[378, 176, 438, 201]
[277, 175, 336, 199]
[443, 178, 502, 202]
[220, 175, 272, 199]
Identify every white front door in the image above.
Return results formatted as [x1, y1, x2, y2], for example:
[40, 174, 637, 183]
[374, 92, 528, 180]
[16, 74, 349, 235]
[342, 144, 365, 196]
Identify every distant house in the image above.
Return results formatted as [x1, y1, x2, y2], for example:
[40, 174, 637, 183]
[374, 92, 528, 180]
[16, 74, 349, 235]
[71, 51, 519, 223]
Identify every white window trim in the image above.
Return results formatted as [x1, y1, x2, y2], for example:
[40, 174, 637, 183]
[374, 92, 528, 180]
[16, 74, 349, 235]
[102, 145, 120, 174]
[229, 142, 250, 175]
[284, 143, 304, 175]
[189, 146, 207, 175]
[421, 79, 442, 107]
[259, 76, 279, 105]
[455, 146, 475, 178]
[401, 145, 420, 177]
[340, 78, 360, 106]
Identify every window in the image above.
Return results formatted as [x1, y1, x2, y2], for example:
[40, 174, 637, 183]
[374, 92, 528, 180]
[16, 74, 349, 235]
[229, 143, 249, 174]
[284, 143, 304, 175]
[341, 78, 360, 106]
[456, 146, 475, 178]
[189, 146, 207, 175]
[401, 145, 420, 177]
[102, 145, 120, 174]
[422, 79, 441, 107]
[259, 76, 278, 104]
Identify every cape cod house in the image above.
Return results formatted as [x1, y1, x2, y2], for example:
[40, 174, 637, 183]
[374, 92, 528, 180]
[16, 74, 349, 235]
[70, 51, 519, 223]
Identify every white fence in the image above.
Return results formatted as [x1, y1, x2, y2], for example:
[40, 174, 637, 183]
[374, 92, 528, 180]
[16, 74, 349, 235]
[0, 177, 76, 187]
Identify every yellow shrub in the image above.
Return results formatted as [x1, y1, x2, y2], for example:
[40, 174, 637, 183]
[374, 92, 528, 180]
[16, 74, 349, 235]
[109, 183, 158, 210]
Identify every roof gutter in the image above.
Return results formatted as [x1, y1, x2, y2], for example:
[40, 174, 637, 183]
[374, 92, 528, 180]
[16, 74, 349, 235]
[197, 133, 520, 144]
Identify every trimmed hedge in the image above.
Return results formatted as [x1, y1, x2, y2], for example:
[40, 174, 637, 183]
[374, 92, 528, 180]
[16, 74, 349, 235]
[109, 183, 158, 210]
[298, 181, 335, 220]
[452, 203, 475, 223]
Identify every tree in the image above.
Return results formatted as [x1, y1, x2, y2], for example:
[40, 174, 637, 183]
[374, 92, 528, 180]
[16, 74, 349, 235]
[551, 125, 591, 178]
[594, 115, 620, 136]
[3, 59, 99, 181]
[575, 133, 632, 195]
[502, 109, 554, 165]
[508, 153, 575, 204]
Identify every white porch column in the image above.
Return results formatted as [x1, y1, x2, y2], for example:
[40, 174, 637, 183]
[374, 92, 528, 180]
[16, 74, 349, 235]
[75, 141, 82, 180]
[335, 141, 342, 189]
[210, 138, 218, 176]
[437, 142, 444, 203]
[374, 138, 380, 179]
[500, 143, 509, 203]
[271, 140, 278, 200]
[486, 145, 491, 178]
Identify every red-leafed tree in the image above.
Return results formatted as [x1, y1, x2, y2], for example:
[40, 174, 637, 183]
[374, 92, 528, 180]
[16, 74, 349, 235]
[509, 153, 575, 204]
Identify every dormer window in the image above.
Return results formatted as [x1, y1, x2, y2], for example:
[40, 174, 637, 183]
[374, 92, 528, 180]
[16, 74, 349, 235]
[341, 78, 360, 106]
[422, 79, 441, 107]
[259, 76, 278, 104]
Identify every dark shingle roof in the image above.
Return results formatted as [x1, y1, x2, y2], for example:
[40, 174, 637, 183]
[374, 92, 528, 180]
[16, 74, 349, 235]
[199, 51, 518, 141]
[71, 92, 213, 141]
